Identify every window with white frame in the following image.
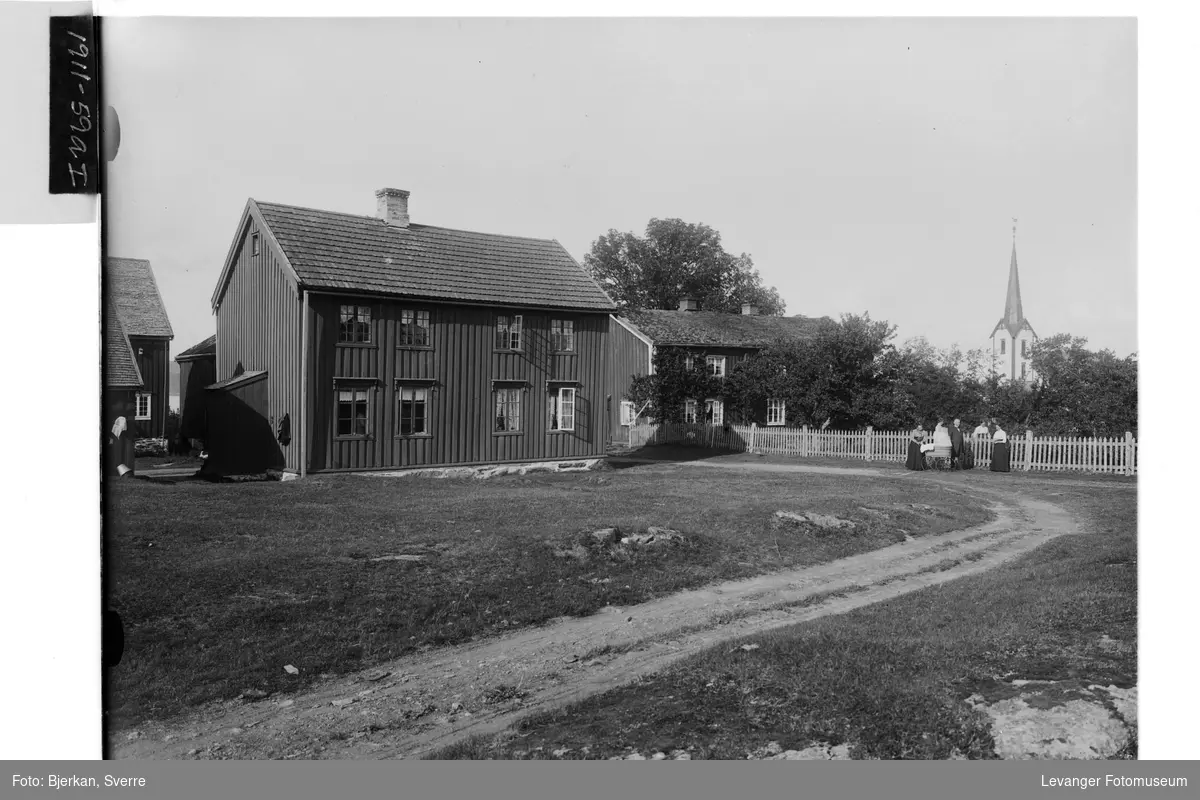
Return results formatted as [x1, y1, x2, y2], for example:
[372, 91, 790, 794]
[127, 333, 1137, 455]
[399, 309, 431, 347]
[135, 392, 151, 420]
[551, 319, 575, 352]
[495, 314, 523, 351]
[396, 385, 429, 436]
[1021, 339, 1028, 357]
[999, 338, 1006, 355]
[494, 386, 522, 432]
[767, 398, 786, 426]
[548, 387, 576, 431]
[250, 232, 260, 257]
[706, 355, 726, 378]
[620, 400, 636, 426]
[685, 355, 695, 371]
[339, 304, 371, 344]
[684, 398, 698, 423]
[705, 398, 724, 425]
[1021, 362, 1027, 380]
[336, 386, 371, 437]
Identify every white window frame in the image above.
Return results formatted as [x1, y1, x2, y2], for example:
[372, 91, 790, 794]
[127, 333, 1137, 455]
[706, 355, 726, 378]
[551, 319, 575, 352]
[135, 392, 152, 421]
[620, 400, 636, 426]
[548, 387, 577, 432]
[684, 398, 698, 424]
[496, 314, 523, 351]
[250, 232, 260, 257]
[705, 398, 723, 425]
[494, 386, 523, 433]
[396, 385, 430, 437]
[685, 355, 695, 371]
[767, 398, 786, 426]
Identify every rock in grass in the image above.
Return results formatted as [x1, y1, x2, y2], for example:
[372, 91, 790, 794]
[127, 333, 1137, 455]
[283, 664, 299, 675]
[240, 688, 269, 701]
[774, 511, 856, 530]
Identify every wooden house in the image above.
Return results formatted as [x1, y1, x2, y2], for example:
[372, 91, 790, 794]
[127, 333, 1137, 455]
[608, 299, 827, 440]
[107, 257, 174, 438]
[175, 334, 216, 447]
[207, 188, 617, 476]
[103, 306, 143, 475]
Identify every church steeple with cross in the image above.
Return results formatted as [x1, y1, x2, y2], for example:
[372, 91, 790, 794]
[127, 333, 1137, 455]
[989, 220, 1037, 383]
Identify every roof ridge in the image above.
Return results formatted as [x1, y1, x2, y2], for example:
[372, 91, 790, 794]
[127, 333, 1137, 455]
[254, 199, 563, 246]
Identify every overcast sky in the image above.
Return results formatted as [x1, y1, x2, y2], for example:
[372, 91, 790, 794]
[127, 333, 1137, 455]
[102, 16, 1136, 359]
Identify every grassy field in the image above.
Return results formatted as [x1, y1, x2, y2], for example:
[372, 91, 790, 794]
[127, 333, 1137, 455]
[104, 465, 990, 728]
[438, 481, 1136, 760]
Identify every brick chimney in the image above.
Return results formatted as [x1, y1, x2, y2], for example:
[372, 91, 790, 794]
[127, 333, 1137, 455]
[678, 296, 700, 312]
[375, 188, 410, 227]
[741, 303, 758, 316]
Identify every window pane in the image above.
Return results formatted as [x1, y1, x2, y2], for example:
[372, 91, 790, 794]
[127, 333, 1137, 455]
[340, 305, 353, 323]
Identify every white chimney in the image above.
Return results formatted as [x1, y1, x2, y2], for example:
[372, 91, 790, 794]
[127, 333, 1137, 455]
[741, 303, 758, 316]
[375, 188, 410, 227]
[678, 296, 700, 312]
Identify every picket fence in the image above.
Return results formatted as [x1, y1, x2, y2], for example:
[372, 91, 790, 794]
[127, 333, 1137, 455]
[628, 422, 1138, 476]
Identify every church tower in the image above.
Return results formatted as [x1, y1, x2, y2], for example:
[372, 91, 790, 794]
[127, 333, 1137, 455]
[989, 220, 1037, 383]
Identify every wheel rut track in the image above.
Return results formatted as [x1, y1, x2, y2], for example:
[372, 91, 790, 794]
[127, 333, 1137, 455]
[113, 464, 1084, 760]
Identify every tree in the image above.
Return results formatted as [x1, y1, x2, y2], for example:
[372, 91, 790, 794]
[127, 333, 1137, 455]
[583, 218, 786, 315]
[623, 348, 725, 424]
[1024, 335, 1138, 436]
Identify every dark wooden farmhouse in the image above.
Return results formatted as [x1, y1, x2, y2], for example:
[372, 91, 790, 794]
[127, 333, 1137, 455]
[207, 188, 617, 475]
[107, 257, 174, 439]
[175, 334, 216, 448]
[608, 299, 827, 440]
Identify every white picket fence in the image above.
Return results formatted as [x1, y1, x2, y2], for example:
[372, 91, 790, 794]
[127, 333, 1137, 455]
[628, 423, 1139, 476]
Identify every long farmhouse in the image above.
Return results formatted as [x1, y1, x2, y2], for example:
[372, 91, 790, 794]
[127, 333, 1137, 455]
[608, 299, 828, 441]
[205, 188, 617, 476]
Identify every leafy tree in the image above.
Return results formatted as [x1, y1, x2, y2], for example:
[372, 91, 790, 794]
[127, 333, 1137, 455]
[583, 218, 786, 315]
[623, 348, 725, 424]
[1025, 335, 1138, 436]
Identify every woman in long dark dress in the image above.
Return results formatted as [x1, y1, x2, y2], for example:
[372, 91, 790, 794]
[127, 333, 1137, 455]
[989, 423, 1011, 472]
[905, 425, 927, 470]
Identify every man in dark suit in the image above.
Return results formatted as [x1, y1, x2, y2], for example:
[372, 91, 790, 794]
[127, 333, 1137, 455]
[949, 418, 965, 470]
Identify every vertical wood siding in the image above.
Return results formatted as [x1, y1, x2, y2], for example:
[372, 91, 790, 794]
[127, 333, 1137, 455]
[129, 336, 170, 438]
[214, 218, 302, 472]
[606, 321, 652, 441]
[308, 298, 610, 471]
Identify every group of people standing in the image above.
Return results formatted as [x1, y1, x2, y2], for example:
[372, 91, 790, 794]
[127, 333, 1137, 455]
[905, 418, 1010, 472]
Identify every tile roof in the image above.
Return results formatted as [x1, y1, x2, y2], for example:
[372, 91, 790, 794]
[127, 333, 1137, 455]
[250, 201, 616, 312]
[620, 309, 831, 348]
[105, 306, 144, 389]
[176, 334, 216, 361]
[107, 258, 174, 338]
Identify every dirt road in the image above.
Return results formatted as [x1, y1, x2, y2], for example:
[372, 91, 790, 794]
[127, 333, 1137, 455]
[113, 461, 1089, 760]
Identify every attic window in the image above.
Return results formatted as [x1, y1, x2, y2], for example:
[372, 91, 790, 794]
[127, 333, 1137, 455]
[250, 232, 260, 257]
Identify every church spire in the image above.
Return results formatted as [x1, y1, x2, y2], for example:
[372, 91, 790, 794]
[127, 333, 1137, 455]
[1003, 218, 1024, 336]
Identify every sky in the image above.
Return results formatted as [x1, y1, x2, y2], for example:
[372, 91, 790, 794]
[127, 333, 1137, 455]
[103, 16, 1137, 360]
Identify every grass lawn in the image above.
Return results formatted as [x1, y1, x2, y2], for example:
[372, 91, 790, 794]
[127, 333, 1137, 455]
[437, 482, 1136, 760]
[104, 465, 991, 728]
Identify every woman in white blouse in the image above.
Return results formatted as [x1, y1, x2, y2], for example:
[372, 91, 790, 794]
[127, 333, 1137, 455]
[989, 423, 1010, 472]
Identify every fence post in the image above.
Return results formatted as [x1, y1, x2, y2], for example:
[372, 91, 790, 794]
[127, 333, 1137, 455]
[1124, 431, 1133, 476]
[749, 422, 757, 454]
[1024, 430, 1034, 472]
[865, 426, 873, 462]
[801, 425, 810, 457]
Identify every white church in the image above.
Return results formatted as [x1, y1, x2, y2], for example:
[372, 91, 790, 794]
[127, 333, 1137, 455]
[989, 223, 1037, 384]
